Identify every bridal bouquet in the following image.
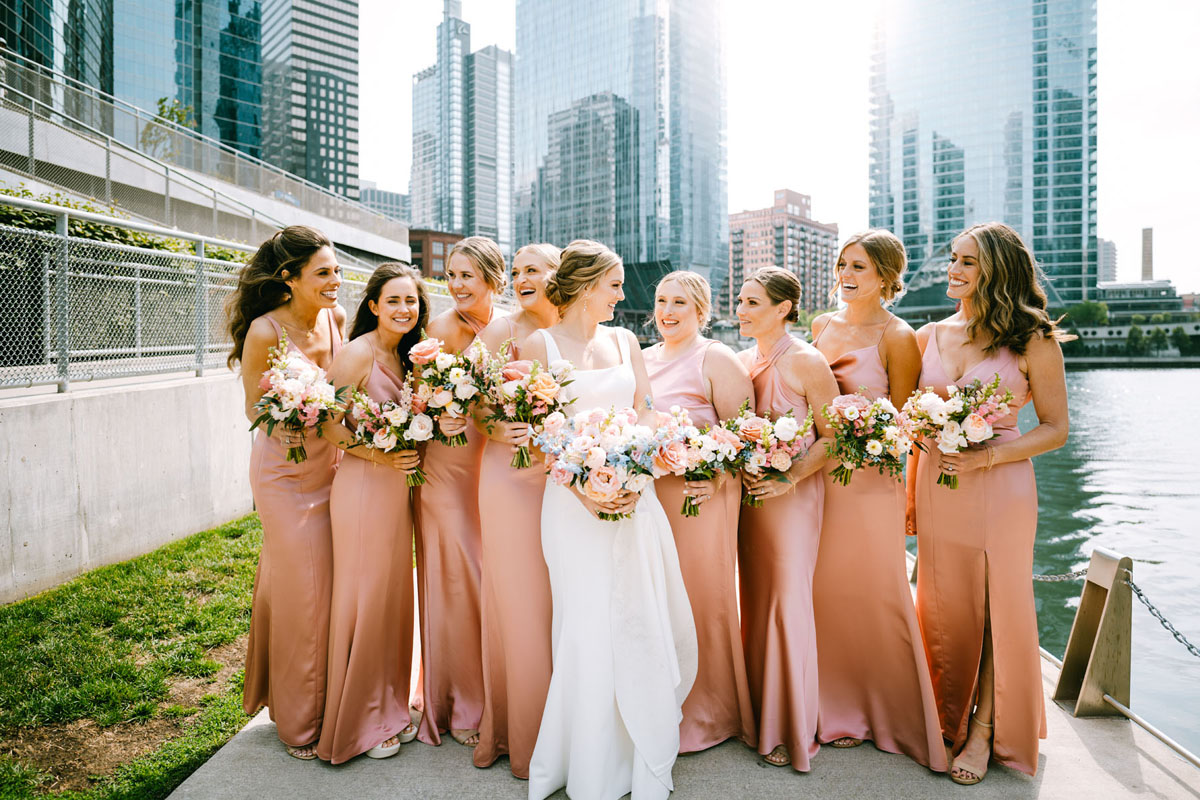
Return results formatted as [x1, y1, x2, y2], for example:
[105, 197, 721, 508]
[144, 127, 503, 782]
[481, 342, 576, 468]
[408, 337, 486, 446]
[902, 373, 1014, 489]
[721, 402, 814, 508]
[656, 406, 745, 517]
[346, 386, 435, 486]
[251, 330, 347, 463]
[535, 406, 658, 521]
[822, 392, 913, 486]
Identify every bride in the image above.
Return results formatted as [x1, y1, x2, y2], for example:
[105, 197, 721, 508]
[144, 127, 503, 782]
[520, 240, 698, 800]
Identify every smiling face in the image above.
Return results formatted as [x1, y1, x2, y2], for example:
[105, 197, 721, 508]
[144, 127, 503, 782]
[736, 280, 789, 339]
[285, 245, 341, 309]
[948, 234, 981, 301]
[654, 278, 702, 343]
[836, 242, 884, 304]
[446, 252, 493, 312]
[583, 263, 625, 323]
[368, 275, 421, 338]
[511, 250, 555, 309]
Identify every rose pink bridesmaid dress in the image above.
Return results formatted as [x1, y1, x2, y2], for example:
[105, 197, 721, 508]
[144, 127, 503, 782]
[243, 309, 341, 748]
[914, 324, 1046, 776]
[737, 334, 824, 772]
[413, 310, 488, 744]
[643, 338, 756, 754]
[811, 320, 946, 771]
[317, 357, 416, 764]
[474, 321, 553, 778]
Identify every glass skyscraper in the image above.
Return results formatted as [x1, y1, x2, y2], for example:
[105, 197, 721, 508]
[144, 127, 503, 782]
[871, 0, 1097, 318]
[514, 0, 726, 290]
[261, 0, 359, 197]
[1, 0, 113, 97]
[410, 1, 513, 256]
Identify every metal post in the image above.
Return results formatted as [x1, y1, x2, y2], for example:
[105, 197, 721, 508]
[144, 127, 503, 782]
[54, 212, 70, 392]
[104, 137, 112, 204]
[194, 240, 206, 377]
[134, 262, 143, 358]
[26, 102, 35, 175]
[1053, 547, 1133, 716]
[164, 166, 171, 222]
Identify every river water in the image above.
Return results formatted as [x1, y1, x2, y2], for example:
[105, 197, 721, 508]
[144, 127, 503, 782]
[1021, 369, 1200, 754]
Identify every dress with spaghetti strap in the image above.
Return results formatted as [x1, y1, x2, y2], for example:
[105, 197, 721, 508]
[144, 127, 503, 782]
[475, 319, 554, 778]
[414, 309, 490, 744]
[643, 337, 755, 753]
[811, 319, 946, 771]
[736, 333, 823, 771]
[915, 324, 1046, 775]
[317, 356, 417, 764]
[243, 308, 341, 747]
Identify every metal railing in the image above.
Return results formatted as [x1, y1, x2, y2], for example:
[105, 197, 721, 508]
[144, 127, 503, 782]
[0, 47, 405, 242]
[0, 195, 374, 392]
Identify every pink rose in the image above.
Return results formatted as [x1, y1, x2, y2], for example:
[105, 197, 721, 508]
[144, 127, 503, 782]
[737, 416, 768, 444]
[769, 450, 793, 472]
[542, 411, 566, 436]
[258, 372, 273, 391]
[409, 338, 442, 365]
[652, 439, 689, 475]
[583, 465, 621, 503]
[710, 427, 741, 449]
[549, 460, 574, 486]
[584, 446, 607, 470]
[502, 360, 533, 382]
[961, 412, 993, 443]
[429, 388, 453, 408]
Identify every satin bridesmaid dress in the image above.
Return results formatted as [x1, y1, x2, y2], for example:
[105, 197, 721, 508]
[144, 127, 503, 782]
[317, 357, 417, 764]
[643, 338, 756, 754]
[737, 334, 824, 772]
[243, 309, 341, 748]
[914, 324, 1046, 776]
[474, 321, 553, 778]
[414, 310, 489, 744]
[811, 320, 946, 771]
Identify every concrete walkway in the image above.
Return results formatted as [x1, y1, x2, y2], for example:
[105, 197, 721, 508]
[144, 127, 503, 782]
[169, 659, 1199, 800]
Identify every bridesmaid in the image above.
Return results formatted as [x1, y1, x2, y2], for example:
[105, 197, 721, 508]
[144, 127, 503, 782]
[810, 231, 946, 771]
[414, 235, 505, 747]
[473, 243, 561, 778]
[908, 222, 1070, 784]
[642, 271, 757, 753]
[227, 226, 345, 760]
[735, 267, 838, 771]
[316, 264, 428, 763]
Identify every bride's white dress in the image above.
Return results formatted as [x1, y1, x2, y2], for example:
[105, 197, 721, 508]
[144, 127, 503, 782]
[529, 327, 698, 800]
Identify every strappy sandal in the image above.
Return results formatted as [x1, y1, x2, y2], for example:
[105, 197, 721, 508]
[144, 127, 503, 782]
[284, 742, 318, 761]
[829, 736, 863, 748]
[950, 716, 992, 786]
[763, 745, 791, 766]
[451, 728, 480, 747]
[398, 720, 418, 744]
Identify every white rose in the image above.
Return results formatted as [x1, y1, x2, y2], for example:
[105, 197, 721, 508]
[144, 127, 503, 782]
[937, 421, 965, 454]
[883, 425, 900, 441]
[584, 446, 607, 470]
[373, 429, 399, 451]
[501, 379, 521, 399]
[454, 382, 478, 400]
[866, 439, 884, 456]
[269, 406, 289, 421]
[405, 413, 435, 441]
[434, 352, 456, 371]
[384, 407, 409, 426]
[944, 396, 965, 415]
[625, 472, 653, 493]
[773, 415, 800, 441]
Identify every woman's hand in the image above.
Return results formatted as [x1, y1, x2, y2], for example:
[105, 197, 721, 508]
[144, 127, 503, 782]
[742, 470, 794, 502]
[937, 445, 990, 478]
[905, 491, 917, 536]
[490, 420, 532, 450]
[274, 425, 305, 449]
[375, 448, 421, 474]
[438, 414, 469, 438]
[573, 486, 640, 519]
[683, 473, 724, 507]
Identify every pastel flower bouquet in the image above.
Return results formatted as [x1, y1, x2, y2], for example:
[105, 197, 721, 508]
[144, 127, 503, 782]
[902, 373, 1014, 489]
[408, 336, 487, 446]
[821, 392, 913, 486]
[657, 406, 745, 517]
[534, 406, 659, 522]
[251, 330, 347, 463]
[481, 341, 576, 468]
[346, 386, 436, 486]
[721, 402, 815, 508]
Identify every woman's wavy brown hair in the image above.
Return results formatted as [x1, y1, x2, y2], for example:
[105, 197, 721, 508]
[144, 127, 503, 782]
[956, 222, 1073, 354]
[830, 229, 906, 305]
[545, 239, 622, 311]
[225, 225, 332, 367]
[348, 263, 429, 372]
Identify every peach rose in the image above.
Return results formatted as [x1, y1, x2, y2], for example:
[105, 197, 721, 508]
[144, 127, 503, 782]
[409, 337, 442, 365]
[429, 388, 453, 408]
[652, 439, 689, 476]
[737, 416, 768, 444]
[710, 426, 741, 449]
[583, 465, 621, 503]
[961, 412, 993, 443]
[502, 360, 533, 382]
[528, 372, 562, 403]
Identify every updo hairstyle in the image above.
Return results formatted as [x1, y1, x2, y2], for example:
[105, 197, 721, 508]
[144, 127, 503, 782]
[544, 239, 622, 311]
[745, 266, 801, 323]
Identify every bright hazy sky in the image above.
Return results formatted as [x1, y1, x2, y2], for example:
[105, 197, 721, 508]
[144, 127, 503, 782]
[360, 0, 1200, 293]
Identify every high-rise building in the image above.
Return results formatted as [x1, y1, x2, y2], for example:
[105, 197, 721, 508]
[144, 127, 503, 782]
[720, 189, 839, 317]
[1, 0, 113, 97]
[359, 179, 410, 223]
[1097, 237, 1118, 284]
[871, 0, 1097, 319]
[410, 1, 513, 255]
[1142, 227, 1153, 281]
[514, 0, 727, 292]
[261, 0, 359, 197]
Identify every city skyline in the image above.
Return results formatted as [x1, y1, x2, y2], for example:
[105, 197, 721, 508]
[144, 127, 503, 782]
[361, 0, 1200, 294]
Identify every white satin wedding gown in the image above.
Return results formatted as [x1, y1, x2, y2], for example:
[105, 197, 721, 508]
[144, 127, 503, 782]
[529, 327, 698, 800]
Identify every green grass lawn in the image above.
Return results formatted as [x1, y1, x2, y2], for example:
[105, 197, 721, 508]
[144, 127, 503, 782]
[0, 514, 263, 800]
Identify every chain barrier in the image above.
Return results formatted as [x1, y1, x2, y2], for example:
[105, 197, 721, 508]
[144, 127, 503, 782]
[1126, 576, 1200, 660]
[1032, 568, 1090, 582]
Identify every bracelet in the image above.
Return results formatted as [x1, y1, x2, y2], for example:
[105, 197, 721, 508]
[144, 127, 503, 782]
[984, 443, 996, 471]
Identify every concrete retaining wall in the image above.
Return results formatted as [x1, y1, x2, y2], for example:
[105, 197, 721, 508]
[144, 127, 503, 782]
[0, 372, 253, 604]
